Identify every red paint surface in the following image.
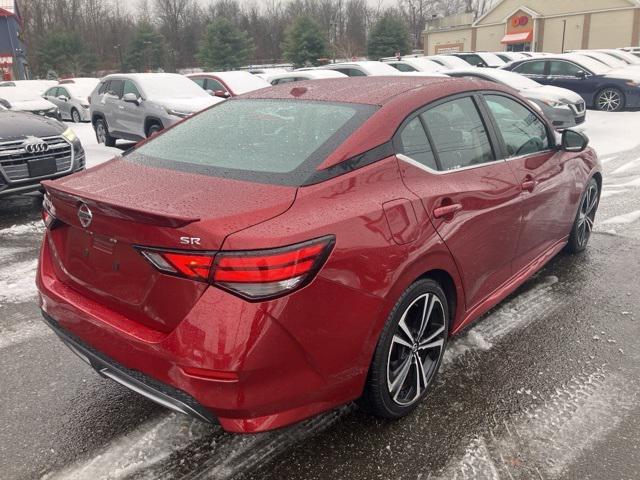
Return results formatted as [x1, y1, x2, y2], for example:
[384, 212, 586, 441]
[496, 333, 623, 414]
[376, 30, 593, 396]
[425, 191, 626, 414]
[37, 77, 601, 433]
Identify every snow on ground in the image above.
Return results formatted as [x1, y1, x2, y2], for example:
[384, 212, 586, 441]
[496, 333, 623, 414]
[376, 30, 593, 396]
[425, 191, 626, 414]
[65, 121, 123, 168]
[436, 368, 635, 480]
[578, 111, 640, 157]
[0, 258, 38, 303]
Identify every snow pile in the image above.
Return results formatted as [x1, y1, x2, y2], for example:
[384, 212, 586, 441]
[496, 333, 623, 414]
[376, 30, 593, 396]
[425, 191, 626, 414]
[0, 258, 38, 303]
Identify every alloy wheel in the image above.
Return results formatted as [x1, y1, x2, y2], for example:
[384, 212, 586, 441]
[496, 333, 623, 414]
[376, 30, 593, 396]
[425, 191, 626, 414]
[577, 182, 598, 247]
[386, 293, 446, 406]
[72, 110, 80, 123]
[597, 89, 622, 112]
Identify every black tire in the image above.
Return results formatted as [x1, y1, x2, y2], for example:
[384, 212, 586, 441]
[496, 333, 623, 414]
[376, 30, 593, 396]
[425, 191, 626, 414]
[567, 177, 599, 254]
[595, 88, 625, 112]
[95, 118, 116, 147]
[146, 123, 163, 137]
[360, 278, 449, 418]
[71, 108, 81, 123]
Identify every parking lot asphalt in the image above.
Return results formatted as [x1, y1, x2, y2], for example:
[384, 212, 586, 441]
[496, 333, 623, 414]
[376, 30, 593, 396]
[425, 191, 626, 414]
[1, 112, 640, 480]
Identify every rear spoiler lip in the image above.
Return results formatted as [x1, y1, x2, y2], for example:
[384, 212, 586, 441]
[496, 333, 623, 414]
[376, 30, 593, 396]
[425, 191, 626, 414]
[42, 181, 200, 228]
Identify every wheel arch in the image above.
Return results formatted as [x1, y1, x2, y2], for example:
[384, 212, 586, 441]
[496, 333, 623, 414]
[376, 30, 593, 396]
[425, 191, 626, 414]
[144, 116, 164, 137]
[91, 112, 105, 126]
[417, 269, 458, 332]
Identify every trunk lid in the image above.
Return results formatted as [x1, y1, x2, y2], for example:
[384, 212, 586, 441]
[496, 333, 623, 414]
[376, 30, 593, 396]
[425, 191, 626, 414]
[43, 158, 296, 332]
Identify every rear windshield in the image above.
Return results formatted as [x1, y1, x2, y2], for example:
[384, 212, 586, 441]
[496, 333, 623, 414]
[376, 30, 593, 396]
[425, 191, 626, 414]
[129, 99, 376, 185]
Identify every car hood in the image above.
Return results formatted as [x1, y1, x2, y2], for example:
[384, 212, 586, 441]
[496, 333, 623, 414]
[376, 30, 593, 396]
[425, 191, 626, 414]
[154, 96, 223, 113]
[603, 69, 640, 82]
[9, 97, 57, 111]
[524, 85, 583, 104]
[0, 110, 64, 141]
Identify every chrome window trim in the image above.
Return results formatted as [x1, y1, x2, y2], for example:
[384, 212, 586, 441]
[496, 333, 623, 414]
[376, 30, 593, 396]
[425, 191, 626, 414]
[396, 153, 507, 175]
[0, 135, 74, 185]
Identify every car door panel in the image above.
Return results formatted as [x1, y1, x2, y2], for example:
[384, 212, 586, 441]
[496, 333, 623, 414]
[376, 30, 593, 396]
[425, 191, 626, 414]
[121, 80, 146, 138]
[545, 61, 599, 105]
[396, 95, 523, 310]
[482, 93, 570, 272]
[44, 88, 63, 116]
[58, 87, 71, 120]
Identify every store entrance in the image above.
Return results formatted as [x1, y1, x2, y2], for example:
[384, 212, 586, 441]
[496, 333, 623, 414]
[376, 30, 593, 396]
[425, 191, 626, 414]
[507, 42, 531, 52]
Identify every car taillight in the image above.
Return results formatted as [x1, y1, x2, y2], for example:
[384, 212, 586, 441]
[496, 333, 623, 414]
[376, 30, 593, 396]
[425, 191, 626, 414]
[140, 249, 215, 282]
[42, 193, 60, 230]
[138, 235, 335, 301]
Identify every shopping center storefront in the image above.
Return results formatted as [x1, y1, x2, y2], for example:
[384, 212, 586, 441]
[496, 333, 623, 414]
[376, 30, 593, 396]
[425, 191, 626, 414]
[0, 1, 27, 80]
[424, 0, 640, 55]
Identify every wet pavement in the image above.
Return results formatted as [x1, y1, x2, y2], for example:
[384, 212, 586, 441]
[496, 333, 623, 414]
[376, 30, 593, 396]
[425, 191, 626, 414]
[1, 112, 640, 480]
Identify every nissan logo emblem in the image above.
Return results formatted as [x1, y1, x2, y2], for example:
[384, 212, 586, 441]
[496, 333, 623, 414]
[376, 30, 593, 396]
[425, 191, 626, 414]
[78, 203, 93, 228]
[23, 136, 49, 154]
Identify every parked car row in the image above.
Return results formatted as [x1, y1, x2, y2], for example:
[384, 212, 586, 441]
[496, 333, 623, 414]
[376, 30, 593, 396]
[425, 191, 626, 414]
[3, 46, 635, 198]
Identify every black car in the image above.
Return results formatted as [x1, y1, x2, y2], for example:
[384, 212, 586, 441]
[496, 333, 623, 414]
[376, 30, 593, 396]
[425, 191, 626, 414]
[502, 53, 640, 112]
[0, 110, 85, 196]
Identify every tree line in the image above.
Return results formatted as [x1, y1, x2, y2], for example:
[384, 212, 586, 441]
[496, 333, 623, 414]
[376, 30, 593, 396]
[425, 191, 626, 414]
[20, 0, 491, 77]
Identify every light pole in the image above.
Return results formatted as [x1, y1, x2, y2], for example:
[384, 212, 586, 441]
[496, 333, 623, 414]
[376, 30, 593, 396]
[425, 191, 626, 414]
[561, 20, 567, 53]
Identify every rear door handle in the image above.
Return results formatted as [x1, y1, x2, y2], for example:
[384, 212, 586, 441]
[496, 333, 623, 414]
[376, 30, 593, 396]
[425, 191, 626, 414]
[433, 203, 463, 219]
[521, 180, 537, 192]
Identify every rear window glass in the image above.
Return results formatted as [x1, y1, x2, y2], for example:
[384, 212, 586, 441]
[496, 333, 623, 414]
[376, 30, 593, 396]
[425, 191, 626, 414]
[129, 99, 376, 186]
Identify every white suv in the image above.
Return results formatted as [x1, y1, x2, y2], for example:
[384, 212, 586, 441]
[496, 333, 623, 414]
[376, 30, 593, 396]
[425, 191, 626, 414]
[89, 73, 222, 146]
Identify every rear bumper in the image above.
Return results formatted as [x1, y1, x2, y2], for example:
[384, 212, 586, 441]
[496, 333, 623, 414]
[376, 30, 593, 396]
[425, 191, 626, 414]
[37, 233, 384, 433]
[41, 312, 216, 424]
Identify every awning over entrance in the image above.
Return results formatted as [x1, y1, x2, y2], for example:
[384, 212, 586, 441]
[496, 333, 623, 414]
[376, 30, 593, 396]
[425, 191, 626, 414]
[501, 31, 533, 44]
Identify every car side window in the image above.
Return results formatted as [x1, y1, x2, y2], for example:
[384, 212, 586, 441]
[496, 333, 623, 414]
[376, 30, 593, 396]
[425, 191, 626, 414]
[191, 78, 206, 88]
[123, 80, 141, 98]
[59, 87, 69, 99]
[45, 87, 57, 97]
[422, 96, 494, 171]
[398, 117, 438, 170]
[107, 79, 124, 98]
[459, 54, 484, 66]
[548, 61, 583, 77]
[98, 81, 109, 95]
[348, 68, 366, 77]
[514, 60, 546, 75]
[392, 63, 416, 72]
[484, 94, 549, 157]
[273, 77, 296, 85]
[206, 79, 226, 92]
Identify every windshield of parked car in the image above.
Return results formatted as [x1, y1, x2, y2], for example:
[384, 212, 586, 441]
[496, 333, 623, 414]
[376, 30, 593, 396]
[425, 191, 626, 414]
[577, 52, 627, 68]
[409, 58, 447, 72]
[471, 68, 541, 90]
[66, 83, 98, 98]
[217, 73, 270, 94]
[357, 62, 401, 75]
[137, 75, 211, 99]
[0, 87, 42, 101]
[130, 99, 376, 186]
[562, 54, 612, 74]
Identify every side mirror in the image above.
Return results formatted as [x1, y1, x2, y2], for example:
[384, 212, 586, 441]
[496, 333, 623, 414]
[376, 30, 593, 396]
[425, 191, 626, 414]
[561, 129, 589, 152]
[213, 90, 231, 99]
[123, 92, 140, 105]
[57, 95, 68, 101]
[575, 70, 587, 79]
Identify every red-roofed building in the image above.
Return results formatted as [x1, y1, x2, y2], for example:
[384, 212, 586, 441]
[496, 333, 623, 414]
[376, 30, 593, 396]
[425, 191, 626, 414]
[0, 0, 27, 80]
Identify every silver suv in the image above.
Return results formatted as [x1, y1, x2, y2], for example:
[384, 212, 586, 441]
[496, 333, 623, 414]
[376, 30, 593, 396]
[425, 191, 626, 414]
[89, 73, 222, 146]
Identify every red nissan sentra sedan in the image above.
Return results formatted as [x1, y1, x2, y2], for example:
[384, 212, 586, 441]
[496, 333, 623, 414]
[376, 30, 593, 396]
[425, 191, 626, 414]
[37, 77, 601, 433]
